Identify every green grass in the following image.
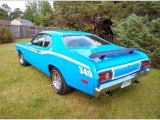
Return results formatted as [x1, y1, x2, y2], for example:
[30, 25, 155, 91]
[0, 38, 160, 119]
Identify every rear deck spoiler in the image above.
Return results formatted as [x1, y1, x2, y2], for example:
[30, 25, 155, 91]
[89, 48, 139, 59]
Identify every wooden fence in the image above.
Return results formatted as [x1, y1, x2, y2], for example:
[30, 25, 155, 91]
[0, 25, 59, 38]
[0, 24, 119, 45]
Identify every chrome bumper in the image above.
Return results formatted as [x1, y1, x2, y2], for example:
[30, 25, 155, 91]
[94, 68, 149, 97]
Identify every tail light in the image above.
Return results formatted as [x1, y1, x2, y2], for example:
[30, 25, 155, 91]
[141, 60, 150, 68]
[98, 71, 112, 82]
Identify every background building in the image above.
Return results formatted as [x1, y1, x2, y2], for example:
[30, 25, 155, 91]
[11, 18, 34, 26]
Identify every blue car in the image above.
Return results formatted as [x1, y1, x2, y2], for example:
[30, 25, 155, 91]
[16, 30, 150, 97]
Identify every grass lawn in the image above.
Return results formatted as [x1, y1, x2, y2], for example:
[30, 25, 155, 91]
[0, 38, 160, 119]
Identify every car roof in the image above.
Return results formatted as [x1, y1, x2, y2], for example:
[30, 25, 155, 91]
[40, 30, 92, 36]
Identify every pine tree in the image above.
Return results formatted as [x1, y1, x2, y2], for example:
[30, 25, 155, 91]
[112, 14, 160, 68]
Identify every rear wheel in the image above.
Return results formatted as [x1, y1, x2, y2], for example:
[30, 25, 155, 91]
[51, 67, 72, 95]
[19, 52, 29, 66]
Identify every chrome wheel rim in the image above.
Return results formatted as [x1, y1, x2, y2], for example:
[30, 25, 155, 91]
[52, 70, 62, 91]
[19, 54, 24, 64]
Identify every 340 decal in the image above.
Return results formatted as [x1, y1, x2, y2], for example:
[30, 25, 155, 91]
[79, 66, 93, 78]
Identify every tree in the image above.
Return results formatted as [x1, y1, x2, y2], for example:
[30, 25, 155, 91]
[149, 18, 160, 38]
[1, 4, 11, 13]
[0, 8, 8, 20]
[10, 8, 23, 20]
[0, 4, 11, 20]
[52, 1, 131, 35]
[40, 1, 53, 15]
[36, 1, 53, 26]
[112, 14, 160, 68]
[23, 1, 38, 24]
[23, 1, 53, 26]
[132, 1, 160, 20]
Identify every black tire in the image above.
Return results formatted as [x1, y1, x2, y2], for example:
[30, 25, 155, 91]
[51, 67, 72, 95]
[19, 52, 29, 66]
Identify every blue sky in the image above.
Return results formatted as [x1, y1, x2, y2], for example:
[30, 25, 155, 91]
[0, 1, 53, 12]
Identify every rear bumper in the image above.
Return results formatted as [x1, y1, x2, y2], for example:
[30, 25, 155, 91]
[94, 68, 149, 97]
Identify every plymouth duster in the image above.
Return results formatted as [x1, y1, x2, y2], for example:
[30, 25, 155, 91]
[16, 30, 150, 97]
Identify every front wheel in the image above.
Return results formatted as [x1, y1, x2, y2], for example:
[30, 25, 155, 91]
[19, 52, 29, 66]
[51, 67, 72, 95]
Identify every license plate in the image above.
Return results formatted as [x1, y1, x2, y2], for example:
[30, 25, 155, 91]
[121, 80, 131, 88]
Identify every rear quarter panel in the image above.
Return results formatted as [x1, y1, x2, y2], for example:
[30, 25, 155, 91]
[49, 35, 99, 95]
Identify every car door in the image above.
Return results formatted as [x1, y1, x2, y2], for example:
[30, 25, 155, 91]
[30, 33, 53, 73]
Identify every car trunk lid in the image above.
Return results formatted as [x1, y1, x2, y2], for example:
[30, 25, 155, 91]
[69, 44, 144, 79]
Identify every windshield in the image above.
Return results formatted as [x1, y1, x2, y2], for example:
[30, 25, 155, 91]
[63, 35, 109, 48]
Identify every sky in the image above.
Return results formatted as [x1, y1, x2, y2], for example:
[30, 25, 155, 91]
[0, 1, 53, 12]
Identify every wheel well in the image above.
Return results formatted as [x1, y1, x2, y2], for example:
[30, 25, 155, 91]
[17, 50, 21, 55]
[48, 64, 55, 73]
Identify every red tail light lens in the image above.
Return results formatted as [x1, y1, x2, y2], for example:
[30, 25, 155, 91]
[141, 60, 150, 68]
[99, 71, 112, 82]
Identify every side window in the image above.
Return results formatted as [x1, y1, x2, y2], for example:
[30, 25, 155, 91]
[31, 34, 52, 47]
[32, 34, 45, 47]
[43, 35, 52, 47]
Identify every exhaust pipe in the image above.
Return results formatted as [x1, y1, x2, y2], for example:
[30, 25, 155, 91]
[134, 80, 139, 84]
[105, 91, 112, 96]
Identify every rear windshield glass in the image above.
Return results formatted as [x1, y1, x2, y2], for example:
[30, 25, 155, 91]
[63, 35, 109, 48]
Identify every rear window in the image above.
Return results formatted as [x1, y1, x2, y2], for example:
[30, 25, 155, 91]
[63, 35, 109, 48]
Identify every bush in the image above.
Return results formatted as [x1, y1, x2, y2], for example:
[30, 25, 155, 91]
[0, 26, 14, 44]
[112, 14, 160, 68]
[149, 18, 160, 38]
